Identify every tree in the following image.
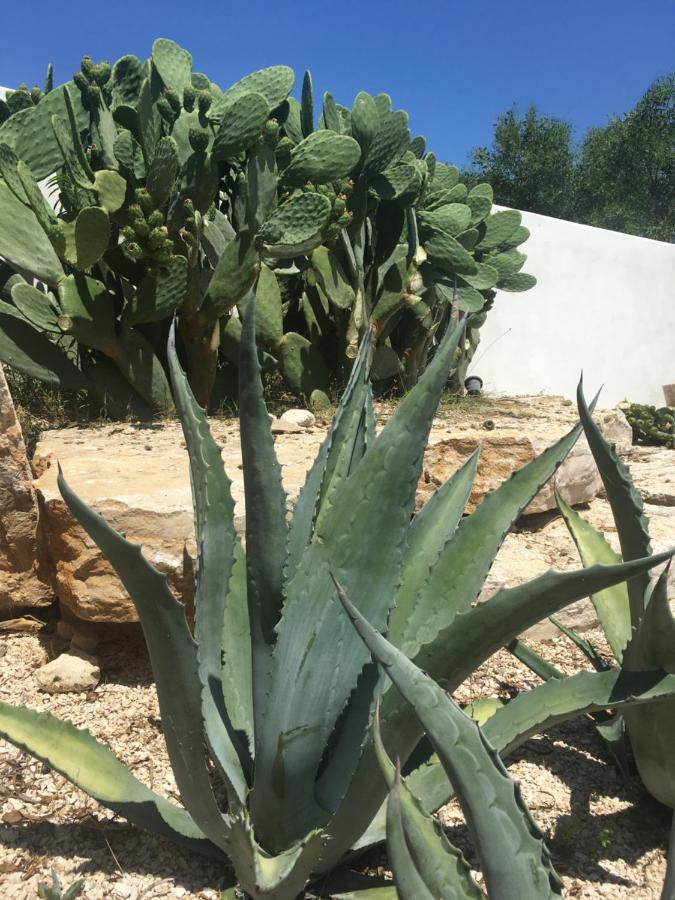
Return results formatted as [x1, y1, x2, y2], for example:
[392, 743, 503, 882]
[464, 76, 675, 242]
[464, 105, 577, 219]
[576, 74, 674, 242]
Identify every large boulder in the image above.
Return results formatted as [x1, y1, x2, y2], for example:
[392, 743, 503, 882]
[0, 365, 53, 612]
[420, 429, 602, 515]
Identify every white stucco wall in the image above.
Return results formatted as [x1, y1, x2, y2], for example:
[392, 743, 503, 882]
[472, 209, 675, 407]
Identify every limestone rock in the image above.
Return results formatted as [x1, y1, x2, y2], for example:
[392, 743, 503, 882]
[36, 649, 100, 694]
[420, 430, 602, 515]
[33, 424, 195, 623]
[598, 408, 633, 454]
[621, 446, 675, 508]
[270, 418, 303, 434]
[32, 421, 322, 623]
[279, 409, 316, 428]
[0, 365, 52, 612]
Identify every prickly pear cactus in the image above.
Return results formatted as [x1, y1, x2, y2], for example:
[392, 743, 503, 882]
[622, 402, 674, 449]
[0, 39, 536, 415]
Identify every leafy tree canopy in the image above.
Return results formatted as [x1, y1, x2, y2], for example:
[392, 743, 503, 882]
[464, 74, 674, 242]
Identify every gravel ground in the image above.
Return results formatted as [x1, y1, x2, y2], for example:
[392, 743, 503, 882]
[0, 626, 670, 899]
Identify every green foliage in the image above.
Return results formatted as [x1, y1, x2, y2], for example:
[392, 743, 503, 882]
[466, 105, 577, 219]
[501, 382, 675, 880]
[0, 39, 536, 416]
[466, 74, 674, 241]
[623, 402, 674, 449]
[576, 74, 675, 242]
[0, 320, 673, 898]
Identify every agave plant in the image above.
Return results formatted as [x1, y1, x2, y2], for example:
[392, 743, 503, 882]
[504, 386, 675, 892]
[0, 290, 673, 898]
[0, 39, 535, 417]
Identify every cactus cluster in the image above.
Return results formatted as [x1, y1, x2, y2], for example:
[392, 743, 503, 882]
[622, 402, 674, 449]
[0, 315, 673, 898]
[0, 39, 535, 416]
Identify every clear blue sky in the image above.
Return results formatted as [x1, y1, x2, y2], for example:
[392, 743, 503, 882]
[2, 0, 673, 166]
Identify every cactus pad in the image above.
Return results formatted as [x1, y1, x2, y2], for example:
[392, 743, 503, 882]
[10, 282, 61, 333]
[259, 191, 331, 256]
[283, 131, 361, 185]
[419, 203, 472, 237]
[0, 181, 64, 285]
[152, 39, 193, 97]
[212, 92, 270, 160]
[478, 209, 522, 252]
[94, 169, 127, 214]
[211, 66, 294, 123]
[62, 206, 111, 270]
[275, 330, 330, 396]
[255, 264, 284, 344]
[466, 183, 494, 224]
[351, 91, 379, 154]
[497, 272, 537, 292]
[123, 256, 188, 324]
[0, 83, 89, 179]
[424, 230, 479, 277]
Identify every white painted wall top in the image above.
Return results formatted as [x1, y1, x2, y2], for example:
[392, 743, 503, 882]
[473, 209, 675, 407]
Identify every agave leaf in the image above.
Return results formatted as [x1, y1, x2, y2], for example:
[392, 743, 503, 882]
[0, 702, 220, 858]
[388, 449, 479, 650]
[314, 663, 381, 814]
[594, 713, 631, 779]
[321, 441, 668, 872]
[549, 616, 611, 672]
[394, 395, 599, 661]
[557, 493, 631, 661]
[311, 869, 396, 898]
[397, 666, 675, 828]
[57, 470, 232, 852]
[385, 775, 436, 900]
[167, 326, 248, 800]
[238, 285, 287, 744]
[507, 637, 564, 681]
[286, 330, 372, 580]
[623, 567, 675, 807]
[415, 549, 675, 690]
[335, 578, 563, 899]
[508, 636, 628, 775]
[373, 708, 482, 899]
[330, 887, 397, 899]
[312, 330, 373, 534]
[578, 379, 652, 625]
[335, 547, 675, 865]
[221, 541, 254, 753]
[251, 319, 466, 850]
